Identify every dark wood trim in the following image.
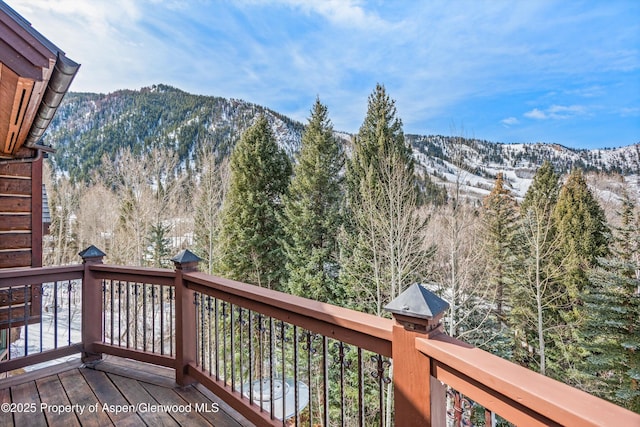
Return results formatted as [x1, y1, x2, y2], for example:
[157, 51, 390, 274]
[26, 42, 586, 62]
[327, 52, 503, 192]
[416, 334, 640, 427]
[90, 264, 176, 286]
[0, 344, 82, 374]
[0, 264, 83, 288]
[188, 363, 281, 427]
[92, 343, 175, 369]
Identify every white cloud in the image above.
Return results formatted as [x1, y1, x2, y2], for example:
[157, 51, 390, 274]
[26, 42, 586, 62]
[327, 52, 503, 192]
[501, 117, 519, 126]
[275, 0, 390, 30]
[524, 105, 587, 120]
[524, 108, 548, 120]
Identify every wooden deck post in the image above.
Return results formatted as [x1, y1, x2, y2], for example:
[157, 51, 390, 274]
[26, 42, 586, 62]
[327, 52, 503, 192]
[384, 284, 449, 427]
[79, 245, 106, 363]
[172, 249, 202, 386]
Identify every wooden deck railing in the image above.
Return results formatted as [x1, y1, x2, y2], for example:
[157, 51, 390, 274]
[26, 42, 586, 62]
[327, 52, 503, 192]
[0, 246, 638, 427]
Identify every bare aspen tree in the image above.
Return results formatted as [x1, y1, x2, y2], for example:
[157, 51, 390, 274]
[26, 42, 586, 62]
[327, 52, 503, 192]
[193, 151, 229, 274]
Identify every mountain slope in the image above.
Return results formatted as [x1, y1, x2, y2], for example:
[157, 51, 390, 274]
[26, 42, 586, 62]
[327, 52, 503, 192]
[43, 84, 639, 201]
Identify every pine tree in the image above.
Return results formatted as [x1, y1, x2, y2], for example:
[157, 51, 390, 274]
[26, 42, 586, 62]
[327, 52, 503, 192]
[281, 99, 344, 303]
[216, 115, 292, 289]
[146, 222, 172, 268]
[508, 161, 563, 375]
[481, 172, 518, 320]
[582, 191, 640, 412]
[550, 168, 610, 383]
[341, 84, 430, 315]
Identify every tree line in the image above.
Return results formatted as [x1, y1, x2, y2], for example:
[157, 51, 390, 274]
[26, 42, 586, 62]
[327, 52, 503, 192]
[44, 84, 639, 413]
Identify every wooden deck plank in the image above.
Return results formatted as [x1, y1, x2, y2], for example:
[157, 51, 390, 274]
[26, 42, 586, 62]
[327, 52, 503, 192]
[35, 374, 80, 427]
[80, 368, 145, 427]
[58, 369, 113, 427]
[0, 388, 13, 427]
[92, 356, 176, 388]
[141, 381, 213, 426]
[107, 372, 179, 427]
[9, 381, 46, 427]
[176, 385, 243, 427]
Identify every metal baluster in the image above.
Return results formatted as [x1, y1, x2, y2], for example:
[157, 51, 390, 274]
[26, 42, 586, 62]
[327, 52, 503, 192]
[142, 283, 147, 351]
[333, 341, 350, 426]
[358, 348, 364, 427]
[169, 286, 174, 356]
[67, 281, 72, 346]
[322, 336, 329, 427]
[231, 304, 235, 393]
[110, 279, 114, 345]
[134, 284, 139, 349]
[238, 306, 243, 397]
[304, 331, 314, 427]
[371, 355, 391, 427]
[100, 281, 105, 343]
[117, 281, 123, 347]
[248, 310, 254, 407]
[53, 282, 58, 348]
[39, 284, 44, 352]
[280, 321, 286, 426]
[207, 296, 213, 375]
[126, 282, 131, 348]
[269, 317, 275, 420]
[215, 298, 219, 380]
[258, 314, 264, 412]
[151, 285, 156, 353]
[23, 284, 28, 356]
[159, 285, 164, 355]
[293, 325, 299, 427]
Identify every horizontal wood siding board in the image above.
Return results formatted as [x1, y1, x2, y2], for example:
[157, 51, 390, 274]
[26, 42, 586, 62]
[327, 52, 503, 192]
[0, 232, 30, 249]
[0, 178, 31, 194]
[92, 343, 175, 368]
[185, 272, 393, 356]
[0, 286, 33, 305]
[0, 213, 30, 231]
[0, 195, 31, 212]
[0, 162, 30, 177]
[416, 335, 640, 427]
[0, 250, 30, 268]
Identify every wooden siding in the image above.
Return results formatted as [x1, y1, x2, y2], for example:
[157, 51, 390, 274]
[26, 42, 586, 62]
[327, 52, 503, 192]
[0, 158, 40, 269]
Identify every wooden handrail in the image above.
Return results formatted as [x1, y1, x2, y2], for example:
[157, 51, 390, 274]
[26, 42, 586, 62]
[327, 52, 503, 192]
[184, 271, 393, 357]
[0, 264, 83, 288]
[89, 263, 176, 286]
[416, 333, 640, 427]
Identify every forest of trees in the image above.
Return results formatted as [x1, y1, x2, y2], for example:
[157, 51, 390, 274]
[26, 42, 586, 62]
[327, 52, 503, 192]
[43, 85, 640, 413]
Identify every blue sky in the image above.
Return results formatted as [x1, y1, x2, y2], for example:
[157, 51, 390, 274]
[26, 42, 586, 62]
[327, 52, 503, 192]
[11, 0, 640, 149]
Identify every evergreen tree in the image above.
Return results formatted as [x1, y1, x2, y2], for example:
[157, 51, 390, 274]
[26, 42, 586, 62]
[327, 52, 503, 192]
[281, 99, 344, 303]
[341, 84, 430, 315]
[509, 162, 562, 375]
[146, 222, 172, 268]
[582, 191, 640, 412]
[551, 168, 610, 383]
[481, 172, 518, 319]
[216, 115, 292, 289]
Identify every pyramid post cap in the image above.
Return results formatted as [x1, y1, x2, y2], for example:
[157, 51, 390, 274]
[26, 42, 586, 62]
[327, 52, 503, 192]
[384, 283, 449, 320]
[171, 249, 202, 264]
[78, 245, 106, 259]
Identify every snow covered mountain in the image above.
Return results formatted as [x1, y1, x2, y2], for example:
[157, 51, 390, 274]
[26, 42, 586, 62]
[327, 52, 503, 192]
[43, 85, 639, 202]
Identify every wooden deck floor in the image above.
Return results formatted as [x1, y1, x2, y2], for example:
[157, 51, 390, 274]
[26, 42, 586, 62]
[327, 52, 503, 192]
[0, 356, 253, 427]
